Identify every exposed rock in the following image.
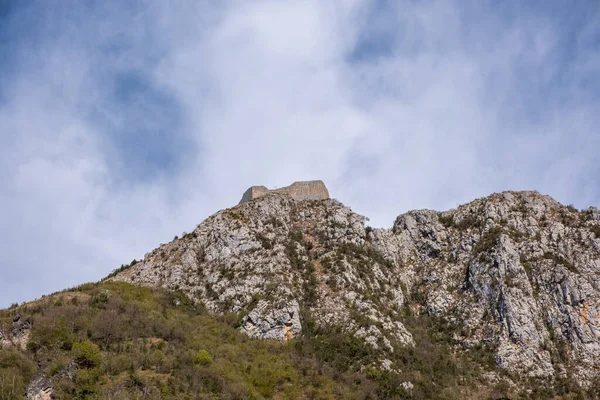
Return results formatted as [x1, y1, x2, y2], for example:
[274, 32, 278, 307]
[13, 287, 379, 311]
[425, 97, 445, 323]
[26, 372, 54, 400]
[111, 188, 600, 386]
[57, 361, 78, 381]
[242, 299, 301, 340]
[0, 313, 31, 349]
[11, 314, 31, 349]
[587, 206, 600, 221]
[377, 191, 600, 385]
[113, 193, 414, 358]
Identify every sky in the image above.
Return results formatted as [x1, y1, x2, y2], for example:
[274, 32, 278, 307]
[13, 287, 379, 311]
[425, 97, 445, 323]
[0, 0, 599, 307]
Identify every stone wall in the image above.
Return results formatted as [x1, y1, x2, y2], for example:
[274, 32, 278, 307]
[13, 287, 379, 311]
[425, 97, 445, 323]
[239, 186, 270, 204]
[239, 180, 329, 204]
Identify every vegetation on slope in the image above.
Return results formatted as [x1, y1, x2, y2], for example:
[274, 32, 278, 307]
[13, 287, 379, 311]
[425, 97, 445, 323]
[2, 280, 599, 399]
[0, 280, 518, 400]
[2, 282, 372, 399]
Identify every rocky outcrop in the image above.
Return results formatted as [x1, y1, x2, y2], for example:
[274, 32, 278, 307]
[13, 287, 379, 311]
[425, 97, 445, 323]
[11, 314, 31, 349]
[112, 193, 414, 358]
[112, 189, 600, 386]
[26, 372, 54, 400]
[239, 180, 329, 204]
[373, 191, 600, 385]
[588, 206, 600, 221]
[0, 313, 31, 349]
[242, 299, 301, 340]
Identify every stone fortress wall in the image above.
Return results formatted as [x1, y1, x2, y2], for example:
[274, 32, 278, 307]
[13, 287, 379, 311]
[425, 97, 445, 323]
[239, 180, 330, 204]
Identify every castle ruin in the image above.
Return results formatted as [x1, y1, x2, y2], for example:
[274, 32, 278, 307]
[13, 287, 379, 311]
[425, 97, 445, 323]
[239, 180, 330, 204]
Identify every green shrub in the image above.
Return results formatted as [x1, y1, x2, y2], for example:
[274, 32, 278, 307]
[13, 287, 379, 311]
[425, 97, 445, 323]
[0, 368, 28, 400]
[473, 226, 503, 256]
[438, 214, 455, 228]
[256, 233, 273, 250]
[72, 340, 102, 368]
[0, 349, 36, 399]
[289, 231, 303, 243]
[89, 289, 111, 309]
[195, 349, 213, 366]
[266, 216, 284, 227]
[32, 319, 76, 351]
[284, 240, 305, 270]
[455, 214, 482, 230]
[522, 261, 533, 280]
[543, 252, 578, 273]
[104, 260, 138, 280]
[299, 325, 373, 372]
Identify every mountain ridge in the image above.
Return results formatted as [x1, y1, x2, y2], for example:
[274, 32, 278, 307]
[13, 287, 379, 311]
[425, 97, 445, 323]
[3, 188, 600, 399]
[110, 189, 600, 385]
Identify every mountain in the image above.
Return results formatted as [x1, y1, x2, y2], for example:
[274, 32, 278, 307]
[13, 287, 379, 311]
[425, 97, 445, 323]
[2, 182, 600, 399]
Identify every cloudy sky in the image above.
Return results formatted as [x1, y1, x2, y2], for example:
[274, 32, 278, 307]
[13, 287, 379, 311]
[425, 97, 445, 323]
[0, 0, 599, 307]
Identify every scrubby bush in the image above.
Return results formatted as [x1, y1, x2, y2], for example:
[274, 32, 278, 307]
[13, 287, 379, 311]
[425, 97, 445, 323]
[195, 349, 213, 366]
[473, 226, 503, 256]
[438, 214, 455, 228]
[89, 289, 111, 309]
[72, 340, 102, 368]
[0, 349, 36, 400]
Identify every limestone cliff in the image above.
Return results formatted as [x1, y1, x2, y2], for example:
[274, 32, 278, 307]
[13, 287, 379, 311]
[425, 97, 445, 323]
[111, 187, 600, 388]
[113, 193, 413, 350]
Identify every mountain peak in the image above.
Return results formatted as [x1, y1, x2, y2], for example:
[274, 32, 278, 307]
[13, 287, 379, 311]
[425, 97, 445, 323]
[8, 189, 600, 398]
[109, 189, 600, 389]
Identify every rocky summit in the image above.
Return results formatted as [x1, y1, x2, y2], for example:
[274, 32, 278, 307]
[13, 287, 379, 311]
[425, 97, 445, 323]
[3, 184, 600, 399]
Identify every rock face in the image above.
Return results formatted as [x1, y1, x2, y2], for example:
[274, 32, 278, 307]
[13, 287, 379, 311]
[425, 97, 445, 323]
[0, 313, 31, 349]
[112, 189, 600, 387]
[239, 180, 329, 204]
[26, 372, 54, 400]
[113, 192, 415, 358]
[373, 191, 600, 385]
[241, 299, 302, 340]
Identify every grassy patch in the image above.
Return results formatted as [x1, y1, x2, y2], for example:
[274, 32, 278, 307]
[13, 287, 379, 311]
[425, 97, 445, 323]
[1, 283, 370, 399]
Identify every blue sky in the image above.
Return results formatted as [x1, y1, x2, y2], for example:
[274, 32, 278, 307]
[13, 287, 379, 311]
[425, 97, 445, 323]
[0, 0, 599, 307]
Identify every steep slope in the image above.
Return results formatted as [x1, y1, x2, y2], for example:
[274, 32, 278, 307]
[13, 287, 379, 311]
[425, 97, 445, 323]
[112, 195, 414, 354]
[112, 190, 600, 391]
[0, 283, 385, 399]
[372, 191, 600, 386]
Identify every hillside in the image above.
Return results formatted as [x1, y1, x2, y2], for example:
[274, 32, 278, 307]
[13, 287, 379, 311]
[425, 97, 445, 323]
[2, 187, 600, 399]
